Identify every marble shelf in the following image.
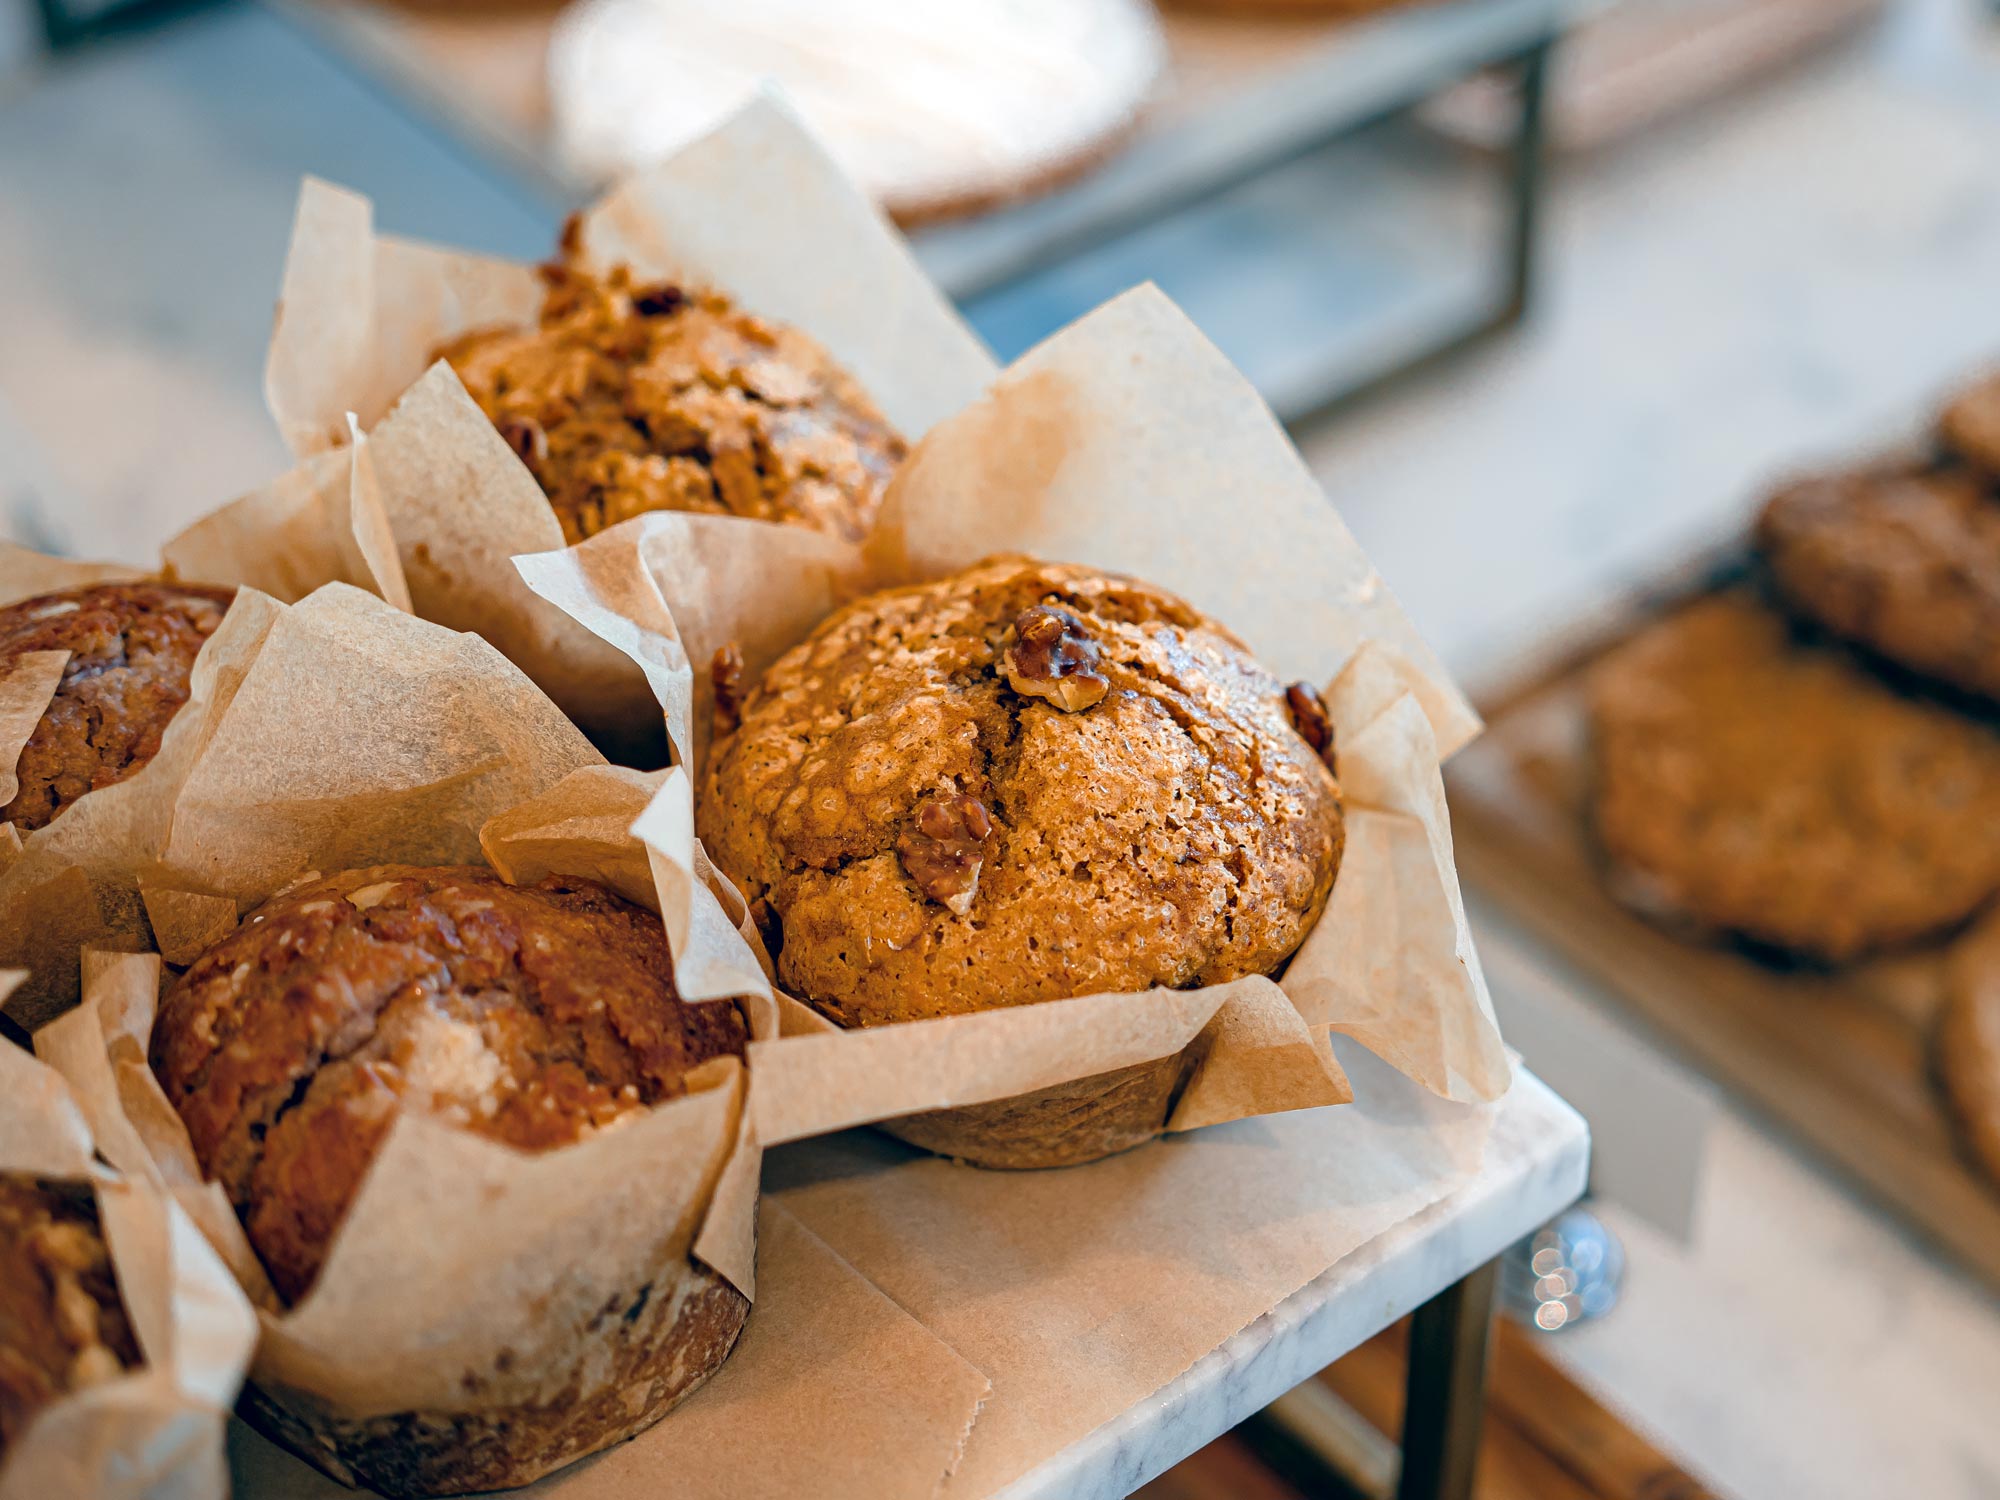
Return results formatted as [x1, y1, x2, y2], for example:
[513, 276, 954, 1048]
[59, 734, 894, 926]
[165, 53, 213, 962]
[994, 1068, 1588, 1500]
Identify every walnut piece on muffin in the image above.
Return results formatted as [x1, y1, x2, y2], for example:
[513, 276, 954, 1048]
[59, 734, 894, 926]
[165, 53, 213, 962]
[0, 581, 233, 834]
[150, 865, 748, 1305]
[1590, 593, 2000, 963]
[700, 556, 1345, 1030]
[433, 229, 905, 547]
[1755, 465, 2000, 702]
[0, 1175, 141, 1456]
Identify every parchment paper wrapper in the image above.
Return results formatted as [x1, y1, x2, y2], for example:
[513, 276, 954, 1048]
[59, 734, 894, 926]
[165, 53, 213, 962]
[521, 284, 1512, 1166]
[0, 439, 407, 1028]
[0, 1028, 256, 1500]
[31, 583, 787, 1495]
[260, 96, 996, 749]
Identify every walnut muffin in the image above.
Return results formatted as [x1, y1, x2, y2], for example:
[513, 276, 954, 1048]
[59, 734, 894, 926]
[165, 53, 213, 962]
[1590, 593, 2000, 963]
[1756, 465, 2000, 702]
[1, 581, 233, 833]
[434, 227, 905, 546]
[152, 865, 748, 1305]
[702, 556, 1344, 1034]
[0, 1175, 141, 1456]
[1940, 370, 2000, 476]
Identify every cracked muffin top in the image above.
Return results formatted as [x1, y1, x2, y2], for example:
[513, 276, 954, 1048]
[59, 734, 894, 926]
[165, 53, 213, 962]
[0, 1175, 141, 1456]
[0, 581, 234, 834]
[1589, 592, 2000, 963]
[1755, 465, 2000, 703]
[700, 556, 1344, 1026]
[150, 865, 748, 1304]
[434, 225, 906, 546]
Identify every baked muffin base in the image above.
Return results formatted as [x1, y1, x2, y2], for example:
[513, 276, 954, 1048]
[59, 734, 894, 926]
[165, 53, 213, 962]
[881, 1051, 1197, 1170]
[243, 1266, 747, 1497]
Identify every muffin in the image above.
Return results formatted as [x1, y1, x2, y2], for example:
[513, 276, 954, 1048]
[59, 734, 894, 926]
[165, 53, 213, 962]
[434, 223, 905, 546]
[1, 581, 233, 833]
[1756, 465, 2000, 703]
[702, 556, 1343, 1165]
[150, 864, 750, 1494]
[0, 1175, 141, 1457]
[1589, 593, 2000, 963]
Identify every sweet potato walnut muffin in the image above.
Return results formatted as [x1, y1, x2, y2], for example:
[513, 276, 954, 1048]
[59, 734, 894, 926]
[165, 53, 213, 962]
[0, 581, 232, 833]
[702, 557, 1345, 1033]
[434, 231, 905, 546]
[1589, 593, 2000, 963]
[0, 1176, 140, 1456]
[151, 865, 748, 1305]
[1756, 465, 2000, 703]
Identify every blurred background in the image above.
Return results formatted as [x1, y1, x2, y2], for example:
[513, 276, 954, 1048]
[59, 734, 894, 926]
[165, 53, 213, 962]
[4, 0, 1999, 1495]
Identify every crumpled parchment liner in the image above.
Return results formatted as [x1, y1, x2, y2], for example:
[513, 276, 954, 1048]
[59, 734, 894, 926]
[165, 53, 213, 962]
[0, 432, 405, 1026]
[0, 1028, 256, 1500]
[229, 1199, 994, 1500]
[259, 96, 996, 747]
[521, 285, 1510, 1149]
[27, 581, 800, 1489]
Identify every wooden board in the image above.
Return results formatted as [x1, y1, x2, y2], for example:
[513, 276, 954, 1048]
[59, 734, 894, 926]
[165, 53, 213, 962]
[1445, 564, 2000, 1292]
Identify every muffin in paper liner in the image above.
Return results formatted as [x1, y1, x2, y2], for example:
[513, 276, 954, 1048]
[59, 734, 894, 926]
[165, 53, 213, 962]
[0, 1015, 256, 1500]
[524, 286, 1511, 1169]
[0, 434, 407, 1032]
[27, 579, 776, 1495]
[251, 96, 994, 751]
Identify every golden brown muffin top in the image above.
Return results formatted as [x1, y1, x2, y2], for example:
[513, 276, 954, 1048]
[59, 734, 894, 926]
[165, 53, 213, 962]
[1590, 592, 2000, 963]
[434, 227, 905, 546]
[701, 557, 1344, 1026]
[0, 581, 233, 834]
[0, 1175, 141, 1455]
[150, 866, 748, 1304]
[1756, 465, 2000, 703]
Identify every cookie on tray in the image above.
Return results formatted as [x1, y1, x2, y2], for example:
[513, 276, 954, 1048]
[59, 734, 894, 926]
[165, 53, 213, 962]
[436, 230, 906, 546]
[1588, 592, 2000, 963]
[0, 1175, 141, 1456]
[0, 581, 233, 834]
[701, 556, 1343, 1164]
[1940, 370, 2000, 476]
[150, 864, 750, 1494]
[1941, 937, 2000, 1187]
[1755, 465, 2000, 702]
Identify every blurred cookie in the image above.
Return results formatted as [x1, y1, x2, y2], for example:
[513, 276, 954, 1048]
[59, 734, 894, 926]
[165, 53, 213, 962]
[1755, 465, 2000, 702]
[1940, 370, 2000, 476]
[437, 240, 905, 546]
[1941, 937, 2000, 1186]
[1589, 593, 2000, 962]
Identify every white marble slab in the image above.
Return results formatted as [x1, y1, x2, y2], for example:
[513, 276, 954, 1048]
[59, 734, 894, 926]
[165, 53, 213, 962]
[993, 1069, 1588, 1500]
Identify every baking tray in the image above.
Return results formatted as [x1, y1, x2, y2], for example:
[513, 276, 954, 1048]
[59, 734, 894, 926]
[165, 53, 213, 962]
[1445, 541, 2000, 1291]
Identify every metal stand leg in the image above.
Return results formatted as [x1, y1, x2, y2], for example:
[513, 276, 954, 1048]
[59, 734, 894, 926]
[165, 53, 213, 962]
[1396, 1259, 1499, 1500]
[1499, 38, 1553, 325]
